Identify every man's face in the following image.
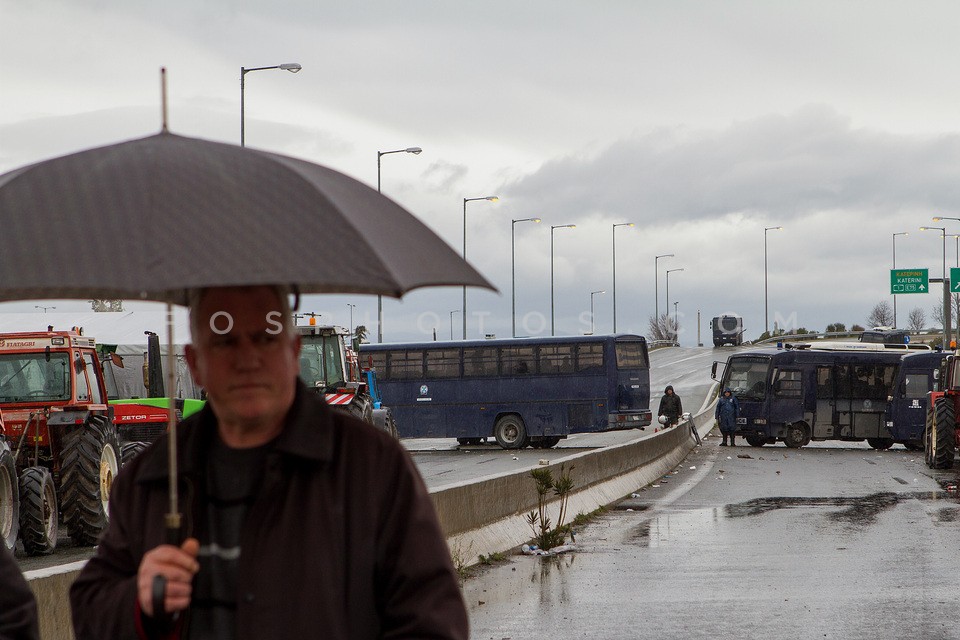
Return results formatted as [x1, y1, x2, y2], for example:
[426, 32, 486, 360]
[185, 287, 300, 435]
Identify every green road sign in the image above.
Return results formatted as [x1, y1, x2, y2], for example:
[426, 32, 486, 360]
[952, 268, 960, 293]
[890, 268, 928, 294]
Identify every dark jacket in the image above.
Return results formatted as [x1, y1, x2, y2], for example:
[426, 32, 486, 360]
[658, 385, 682, 422]
[0, 545, 39, 640]
[70, 382, 468, 640]
[715, 389, 740, 433]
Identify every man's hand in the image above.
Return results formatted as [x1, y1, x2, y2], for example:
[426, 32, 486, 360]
[137, 538, 200, 617]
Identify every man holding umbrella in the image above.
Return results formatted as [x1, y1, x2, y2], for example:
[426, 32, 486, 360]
[71, 285, 468, 639]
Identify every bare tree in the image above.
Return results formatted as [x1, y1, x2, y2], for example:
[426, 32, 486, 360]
[930, 295, 960, 332]
[90, 299, 123, 312]
[647, 313, 677, 343]
[866, 301, 894, 328]
[907, 307, 926, 333]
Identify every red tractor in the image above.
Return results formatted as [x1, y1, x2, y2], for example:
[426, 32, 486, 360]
[925, 353, 959, 469]
[0, 330, 120, 554]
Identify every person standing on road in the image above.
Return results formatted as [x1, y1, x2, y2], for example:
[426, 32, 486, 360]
[716, 388, 740, 446]
[658, 385, 683, 428]
[0, 545, 39, 640]
[70, 285, 468, 640]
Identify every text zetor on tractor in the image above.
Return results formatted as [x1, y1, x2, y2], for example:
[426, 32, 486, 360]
[0, 330, 120, 555]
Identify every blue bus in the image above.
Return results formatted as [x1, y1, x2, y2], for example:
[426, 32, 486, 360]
[713, 345, 942, 449]
[359, 334, 652, 449]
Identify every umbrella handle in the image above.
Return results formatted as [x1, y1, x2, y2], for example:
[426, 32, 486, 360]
[151, 574, 168, 619]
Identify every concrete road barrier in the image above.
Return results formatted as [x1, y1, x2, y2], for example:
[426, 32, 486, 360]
[27, 396, 718, 639]
[434, 398, 718, 565]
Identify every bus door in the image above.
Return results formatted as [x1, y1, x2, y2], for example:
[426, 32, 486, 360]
[813, 365, 840, 439]
[844, 363, 894, 439]
[889, 366, 931, 441]
[770, 367, 804, 430]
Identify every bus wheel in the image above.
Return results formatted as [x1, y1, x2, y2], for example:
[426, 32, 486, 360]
[782, 423, 810, 449]
[532, 437, 561, 449]
[867, 438, 894, 451]
[745, 435, 766, 448]
[494, 415, 529, 450]
[931, 398, 955, 470]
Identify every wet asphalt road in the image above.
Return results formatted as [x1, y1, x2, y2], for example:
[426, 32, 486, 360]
[465, 436, 960, 640]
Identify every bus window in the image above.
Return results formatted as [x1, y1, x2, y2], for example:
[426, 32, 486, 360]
[501, 346, 535, 375]
[539, 344, 575, 374]
[725, 356, 769, 399]
[904, 374, 929, 399]
[367, 351, 387, 379]
[425, 348, 460, 379]
[389, 350, 424, 379]
[615, 341, 648, 369]
[847, 364, 895, 400]
[772, 368, 801, 398]
[576, 343, 604, 372]
[463, 347, 498, 377]
[817, 366, 834, 397]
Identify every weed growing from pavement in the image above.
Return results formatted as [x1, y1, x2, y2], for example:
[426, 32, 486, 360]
[450, 541, 475, 584]
[525, 464, 576, 550]
[477, 551, 507, 565]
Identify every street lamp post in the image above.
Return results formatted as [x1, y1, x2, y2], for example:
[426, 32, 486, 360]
[463, 196, 499, 339]
[240, 62, 301, 147]
[673, 301, 679, 345]
[449, 310, 459, 341]
[764, 226, 783, 336]
[590, 290, 606, 334]
[654, 254, 674, 322]
[35, 305, 55, 313]
[665, 268, 683, 340]
[612, 223, 634, 333]
[347, 303, 356, 338]
[376, 146, 423, 343]
[892, 232, 908, 328]
[923, 223, 950, 346]
[512, 217, 541, 337]
[550, 224, 576, 336]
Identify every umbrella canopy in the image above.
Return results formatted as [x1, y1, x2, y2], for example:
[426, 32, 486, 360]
[0, 131, 494, 304]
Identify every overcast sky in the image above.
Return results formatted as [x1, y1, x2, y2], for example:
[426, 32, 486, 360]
[2, 1, 959, 344]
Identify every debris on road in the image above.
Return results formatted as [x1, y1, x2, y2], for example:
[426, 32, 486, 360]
[737, 454, 753, 459]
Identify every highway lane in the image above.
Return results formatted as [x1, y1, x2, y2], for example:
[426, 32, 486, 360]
[466, 438, 959, 639]
[410, 345, 723, 488]
[17, 345, 724, 571]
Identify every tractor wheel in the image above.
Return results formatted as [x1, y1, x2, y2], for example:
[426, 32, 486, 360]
[345, 396, 374, 426]
[0, 445, 19, 551]
[60, 415, 121, 546]
[931, 398, 956, 470]
[494, 415, 529, 450]
[745, 434, 767, 448]
[782, 422, 810, 449]
[19, 466, 58, 556]
[925, 403, 935, 467]
[867, 438, 894, 451]
[121, 441, 150, 466]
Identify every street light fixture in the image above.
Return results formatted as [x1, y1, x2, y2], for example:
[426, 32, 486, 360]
[654, 254, 674, 322]
[376, 145, 423, 343]
[590, 290, 606, 335]
[512, 217, 541, 337]
[240, 62, 302, 147]
[551, 224, 577, 336]
[665, 268, 683, 339]
[764, 226, 783, 336]
[612, 223, 634, 333]
[462, 195, 499, 339]
[449, 310, 459, 341]
[35, 305, 55, 313]
[347, 303, 356, 338]
[892, 232, 908, 328]
[922, 224, 949, 345]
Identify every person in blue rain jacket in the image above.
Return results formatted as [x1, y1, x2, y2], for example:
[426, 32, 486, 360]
[715, 388, 740, 446]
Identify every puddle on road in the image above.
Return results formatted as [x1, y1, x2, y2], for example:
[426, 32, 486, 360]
[724, 490, 947, 526]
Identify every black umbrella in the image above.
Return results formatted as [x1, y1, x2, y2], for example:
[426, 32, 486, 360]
[0, 120, 496, 606]
[0, 130, 493, 303]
